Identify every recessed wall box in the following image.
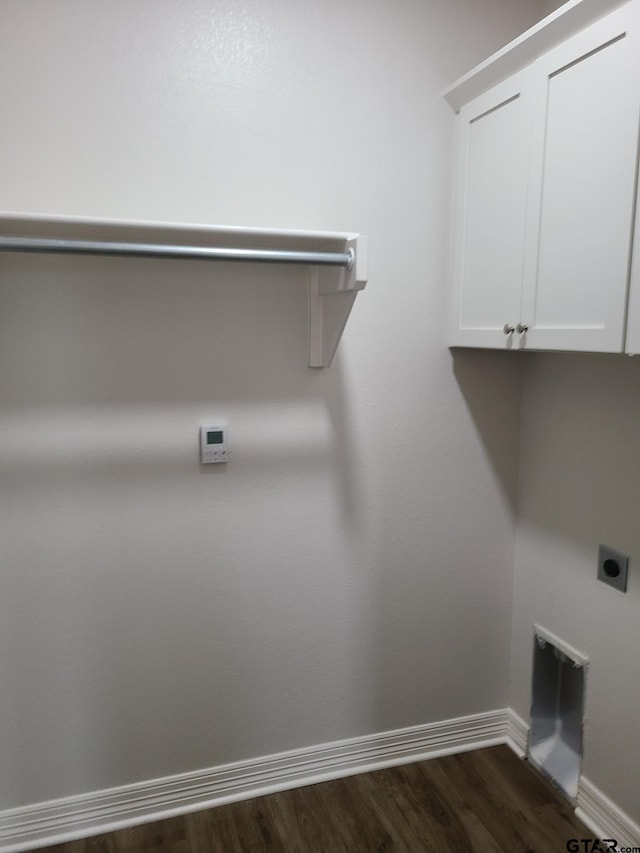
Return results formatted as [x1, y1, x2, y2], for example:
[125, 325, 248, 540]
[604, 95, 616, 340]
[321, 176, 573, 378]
[529, 625, 587, 801]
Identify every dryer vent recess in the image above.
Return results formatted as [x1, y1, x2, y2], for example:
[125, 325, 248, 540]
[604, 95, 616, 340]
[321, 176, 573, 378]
[529, 625, 587, 801]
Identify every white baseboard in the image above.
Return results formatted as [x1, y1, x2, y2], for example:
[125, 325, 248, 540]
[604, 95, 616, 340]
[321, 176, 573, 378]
[505, 707, 528, 756]
[505, 710, 640, 848]
[576, 777, 640, 849]
[3, 707, 638, 852]
[0, 709, 509, 852]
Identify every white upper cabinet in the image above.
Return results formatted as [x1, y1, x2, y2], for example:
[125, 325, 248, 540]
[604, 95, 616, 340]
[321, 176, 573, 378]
[625, 174, 640, 353]
[449, 71, 534, 348]
[523, 5, 640, 351]
[447, 0, 640, 353]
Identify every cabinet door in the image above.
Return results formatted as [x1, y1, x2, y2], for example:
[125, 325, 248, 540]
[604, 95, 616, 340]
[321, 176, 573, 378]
[625, 168, 640, 353]
[449, 71, 533, 348]
[521, 2, 640, 352]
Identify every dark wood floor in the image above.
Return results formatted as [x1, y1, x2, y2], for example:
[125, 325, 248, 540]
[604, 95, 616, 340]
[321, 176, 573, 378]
[33, 745, 587, 852]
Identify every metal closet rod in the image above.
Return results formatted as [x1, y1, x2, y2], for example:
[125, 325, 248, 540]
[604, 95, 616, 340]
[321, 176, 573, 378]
[0, 235, 354, 268]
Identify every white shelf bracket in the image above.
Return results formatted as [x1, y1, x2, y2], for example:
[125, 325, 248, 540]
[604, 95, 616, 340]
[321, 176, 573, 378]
[308, 235, 367, 367]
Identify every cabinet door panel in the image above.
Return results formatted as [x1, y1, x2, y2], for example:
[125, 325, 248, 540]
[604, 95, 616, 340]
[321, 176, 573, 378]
[625, 160, 640, 353]
[522, 4, 640, 352]
[449, 72, 532, 348]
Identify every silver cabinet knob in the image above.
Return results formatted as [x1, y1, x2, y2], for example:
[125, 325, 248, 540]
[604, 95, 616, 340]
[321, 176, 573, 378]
[503, 323, 515, 335]
[516, 323, 529, 334]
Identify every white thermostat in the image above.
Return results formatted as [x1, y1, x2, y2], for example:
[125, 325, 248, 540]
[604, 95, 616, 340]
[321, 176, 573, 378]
[200, 424, 228, 464]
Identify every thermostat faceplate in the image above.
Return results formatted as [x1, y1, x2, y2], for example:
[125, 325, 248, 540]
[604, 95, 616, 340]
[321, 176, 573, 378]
[200, 424, 228, 464]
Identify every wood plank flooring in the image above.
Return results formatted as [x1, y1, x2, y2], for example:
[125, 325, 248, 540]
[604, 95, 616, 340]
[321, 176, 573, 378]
[32, 745, 588, 852]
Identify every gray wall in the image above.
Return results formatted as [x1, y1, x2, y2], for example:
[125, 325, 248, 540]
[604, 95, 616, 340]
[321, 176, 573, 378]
[539, 0, 570, 14]
[510, 353, 640, 824]
[0, 0, 540, 809]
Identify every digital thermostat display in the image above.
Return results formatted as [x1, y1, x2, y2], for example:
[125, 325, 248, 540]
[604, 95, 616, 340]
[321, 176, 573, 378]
[200, 424, 228, 464]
